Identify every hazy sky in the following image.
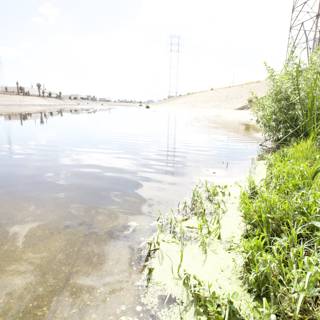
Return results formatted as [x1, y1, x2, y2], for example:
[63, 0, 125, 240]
[0, 0, 292, 100]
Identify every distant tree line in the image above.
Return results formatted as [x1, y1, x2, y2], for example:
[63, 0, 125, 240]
[11, 81, 62, 99]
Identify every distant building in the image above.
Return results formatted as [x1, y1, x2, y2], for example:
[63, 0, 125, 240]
[99, 97, 111, 102]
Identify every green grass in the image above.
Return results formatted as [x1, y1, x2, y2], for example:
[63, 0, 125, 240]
[243, 49, 320, 318]
[240, 138, 320, 319]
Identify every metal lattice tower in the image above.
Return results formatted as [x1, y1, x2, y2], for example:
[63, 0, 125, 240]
[287, 0, 320, 61]
[168, 35, 181, 97]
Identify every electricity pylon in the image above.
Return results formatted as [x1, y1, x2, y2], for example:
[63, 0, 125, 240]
[168, 35, 181, 97]
[287, 0, 320, 61]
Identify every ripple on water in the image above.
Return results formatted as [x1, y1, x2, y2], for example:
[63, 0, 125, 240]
[0, 108, 261, 319]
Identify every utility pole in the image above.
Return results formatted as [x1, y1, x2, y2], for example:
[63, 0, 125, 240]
[169, 35, 181, 97]
[287, 0, 320, 61]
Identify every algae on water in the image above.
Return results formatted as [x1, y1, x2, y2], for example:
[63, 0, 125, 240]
[142, 182, 263, 319]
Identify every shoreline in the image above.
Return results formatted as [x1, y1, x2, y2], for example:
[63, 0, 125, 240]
[142, 161, 267, 319]
[143, 50, 320, 319]
[139, 81, 268, 318]
[0, 81, 267, 116]
[0, 93, 139, 115]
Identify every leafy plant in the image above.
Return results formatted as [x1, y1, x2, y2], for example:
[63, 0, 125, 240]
[181, 273, 244, 320]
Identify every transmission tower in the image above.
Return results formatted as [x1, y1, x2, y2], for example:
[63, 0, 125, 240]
[287, 0, 320, 61]
[168, 35, 181, 97]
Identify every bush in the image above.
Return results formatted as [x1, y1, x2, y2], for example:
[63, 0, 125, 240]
[253, 50, 320, 146]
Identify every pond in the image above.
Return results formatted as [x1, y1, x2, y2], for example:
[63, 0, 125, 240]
[0, 106, 260, 319]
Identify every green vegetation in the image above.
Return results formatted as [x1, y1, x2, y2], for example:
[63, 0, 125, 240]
[145, 183, 228, 274]
[241, 139, 320, 319]
[240, 49, 320, 319]
[145, 183, 239, 319]
[146, 50, 320, 319]
[181, 273, 244, 320]
[253, 50, 320, 146]
[155, 183, 228, 253]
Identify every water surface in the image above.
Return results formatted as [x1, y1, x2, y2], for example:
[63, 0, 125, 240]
[0, 106, 260, 319]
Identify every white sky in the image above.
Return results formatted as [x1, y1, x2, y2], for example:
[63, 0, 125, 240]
[0, 0, 292, 100]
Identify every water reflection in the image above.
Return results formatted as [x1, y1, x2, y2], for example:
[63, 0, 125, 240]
[0, 107, 260, 319]
[3, 108, 105, 127]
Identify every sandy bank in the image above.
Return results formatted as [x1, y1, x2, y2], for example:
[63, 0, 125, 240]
[0, 94, 138, 115]
[153, 81, 267, 138]
[153, 81, 267, 110]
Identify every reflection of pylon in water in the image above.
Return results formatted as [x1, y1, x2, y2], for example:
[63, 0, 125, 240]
[166, 114, 177, 171]
[169, 35, 181, 97]
[287, 0, 320, 61]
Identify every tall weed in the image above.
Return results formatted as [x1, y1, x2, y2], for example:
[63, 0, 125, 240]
[253, 50, 320, 145]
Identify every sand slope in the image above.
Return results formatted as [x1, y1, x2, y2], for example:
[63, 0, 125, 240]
[152, 81, 268, 138]
[154, 81, 267, 110]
